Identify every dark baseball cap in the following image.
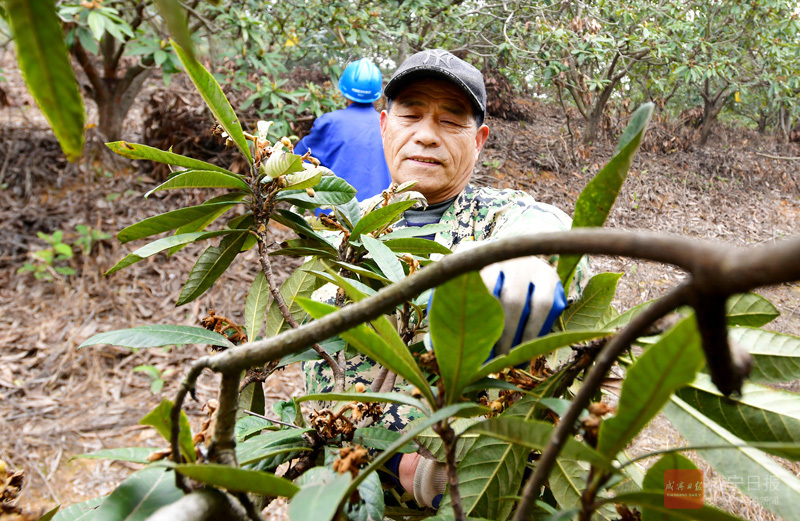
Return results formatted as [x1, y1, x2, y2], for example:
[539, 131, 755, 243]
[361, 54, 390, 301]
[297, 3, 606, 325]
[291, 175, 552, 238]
[384, 49, 486, 124]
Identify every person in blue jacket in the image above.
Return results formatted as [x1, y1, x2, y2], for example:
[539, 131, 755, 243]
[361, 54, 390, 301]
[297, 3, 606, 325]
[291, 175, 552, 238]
[294, 58, 391, 201]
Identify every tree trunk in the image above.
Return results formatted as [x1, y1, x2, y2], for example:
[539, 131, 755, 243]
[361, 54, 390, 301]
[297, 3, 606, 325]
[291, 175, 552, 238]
[95, 68, 151, 142]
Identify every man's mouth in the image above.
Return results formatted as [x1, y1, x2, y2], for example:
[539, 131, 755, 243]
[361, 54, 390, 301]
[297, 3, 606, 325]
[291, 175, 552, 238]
[409, 157, 441, 165]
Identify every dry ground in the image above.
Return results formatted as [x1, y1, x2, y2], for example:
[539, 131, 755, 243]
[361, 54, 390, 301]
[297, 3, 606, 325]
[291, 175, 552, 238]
[1, 71, 799, 519]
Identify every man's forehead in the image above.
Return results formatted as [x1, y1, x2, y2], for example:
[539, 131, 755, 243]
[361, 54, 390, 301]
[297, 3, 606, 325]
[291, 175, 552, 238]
[393, 78, 473, 113]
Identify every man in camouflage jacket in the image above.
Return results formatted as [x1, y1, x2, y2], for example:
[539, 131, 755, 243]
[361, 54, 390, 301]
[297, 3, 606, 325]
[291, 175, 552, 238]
[304, 49, 587, 509]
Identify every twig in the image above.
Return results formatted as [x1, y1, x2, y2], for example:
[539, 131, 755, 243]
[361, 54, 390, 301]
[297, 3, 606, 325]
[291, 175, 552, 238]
[243, 409, 300, 429]
[755, 152, 800, 161]
[511, 283, 692, 521]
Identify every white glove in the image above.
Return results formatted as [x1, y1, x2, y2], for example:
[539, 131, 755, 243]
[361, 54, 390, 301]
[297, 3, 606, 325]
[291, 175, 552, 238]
[455, 242, 567, 357]
[413, 456, 448, 508]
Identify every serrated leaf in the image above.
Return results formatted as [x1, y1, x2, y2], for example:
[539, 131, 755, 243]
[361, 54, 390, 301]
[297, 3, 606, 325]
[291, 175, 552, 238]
[106, 142, 234, 175]
[116, 201, 240, 244]
[559, 272, 622, 331]
[413, 418, 479, 462]
[608, 491, 746, 521]
[237, 428, 313, 466]
[664, 395, 800, 520]
[90, 467, 183, 521]
[350, 200, 418, 243]
[7, 0, 84, 160]
[558, 103, 654, 290]
[288, 473, 351, 521]
[466, 417, 611, 470]
[145, 170, 251, 197]
[276, 176, 356, 206]
[640, 453, 698, 521]
[79, 324, 234, 349]
[245, 272, 270, 341]
[725, 293, 779, 326]
[172, 41, 251, 162]
[729, 326, 800, 383]
[382, 238, 452, 256]
[598, 315, 704, 458]
[549, 458, 616, 519]
[73, 447, 158, 464]
[264, 151, 304, 179]
[139, 398, 195, 462]
[283, 168, 323, 190]
[263, 258, 326, 338]
[350, 427, 415, 452]
[471, 330, 610, 383]
[361, 235, 405, 283]
[51, 497, 103, 521]
[175, 463, 299, 497]
[677, 373, 800, 459]
[380, 223, 450, 241]
[177, 231, 248, 305]
[299, 299, 436, 408]
[106, 230, 234, 274]
[430, 272, 504, 404]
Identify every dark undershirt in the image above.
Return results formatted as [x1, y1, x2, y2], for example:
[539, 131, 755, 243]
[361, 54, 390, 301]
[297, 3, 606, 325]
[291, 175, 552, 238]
[403, 196, 457, 240]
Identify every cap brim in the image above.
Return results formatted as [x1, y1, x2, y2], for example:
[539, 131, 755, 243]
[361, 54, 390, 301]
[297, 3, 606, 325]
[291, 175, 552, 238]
[384, 67, 485, 119]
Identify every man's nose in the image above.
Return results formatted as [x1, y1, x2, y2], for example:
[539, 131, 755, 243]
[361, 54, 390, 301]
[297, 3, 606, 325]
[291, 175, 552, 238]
[414, 118, 440, 147]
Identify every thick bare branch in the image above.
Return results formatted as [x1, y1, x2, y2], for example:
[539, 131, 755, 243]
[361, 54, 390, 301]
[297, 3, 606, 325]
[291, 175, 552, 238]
[148, 488, 250, 521]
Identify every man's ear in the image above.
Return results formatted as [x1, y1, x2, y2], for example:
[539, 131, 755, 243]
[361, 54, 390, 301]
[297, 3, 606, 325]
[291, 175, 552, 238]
[475, 124, 490, 154]
[380, 110, 388, 138]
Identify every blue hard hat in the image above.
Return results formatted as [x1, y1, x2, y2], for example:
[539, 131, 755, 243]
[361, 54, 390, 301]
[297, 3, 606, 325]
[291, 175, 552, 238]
[338, 59, 382, 103]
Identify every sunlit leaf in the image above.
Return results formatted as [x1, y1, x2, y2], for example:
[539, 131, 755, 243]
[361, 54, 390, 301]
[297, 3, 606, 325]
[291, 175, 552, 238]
[116, 201, 241, 244]
[559, 272, 622, 331]
[79, 324, 234, 349]
[106, 230, 234, 274]
[729, 326, 800, 383]
[725, 293, 779, 326]
[288, 472, 351, 521]
[349, 200, 418, 243]
[74, 447, 159, 464]
[382, 238, 452, 255]
[139, 398, 195, 462]
[7, 0, 84, 160]
[145, 170, 251, 197]
[51, 497, 103, 521]
[245, 272, 270, 341]
[90, 467, 183, 521]
[153, 0, 193, 60]
[175, 463, 299, 497]
[380, 223, 450, 241]
[263, 151, 304, 180]
[276, 176, 356, 206]
[106, 142, 234, 175]
[361, 235, 405, 283]
[177, 231, 249, 305]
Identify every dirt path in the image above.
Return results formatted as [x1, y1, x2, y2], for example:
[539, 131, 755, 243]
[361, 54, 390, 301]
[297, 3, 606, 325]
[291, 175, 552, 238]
[1, 101, 798, 518]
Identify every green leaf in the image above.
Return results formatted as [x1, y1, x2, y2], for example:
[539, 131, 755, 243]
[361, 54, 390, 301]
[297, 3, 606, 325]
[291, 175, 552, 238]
[106, 230, 235, 274]
[430, 272, 504, 404]
[269, 209, 331, 244]
[153, 0, 194, 60]
[677, 373, 800, 459]
[145, 170, 251, 197]
[177, 231, 249, 305]
[79, 324, 234, 349]
[235, 416, 271, 441]
[602, 299, 655, 330]
[87, 10, 104, 40]
[245, 272, 270, 341]
[729, 326, 800, 383]
[413, 418, 480, 462]
[664, 395, 800, 520]
[380, 223, 450, 241]
[361, 235, 405, 283]
[382, 238, 452, 255]
[175, 463, 298, 497]
[172, 41, 252, 163]
[608, 491, 747, 521]
[276, 176, 356, 206]
[349, 200, 418, 243]
[558, 102, 654, 289]
[270, 239, 338, 258]
[471, 330, 610, 383]
[288, 472, 351, 521]
[348, 471, 384, 521]
[90, 467, 183, 521]
[51, 497, 103, 521]
[105, 142, 235, 175]
[116, 202, 240, 244]
[74, 447, 158, 464]
[283, 168, 323, 190]
[238, 381, 265, 419]
[559, 272, 622, 331]
[725, 293, 779, 326]
[237, 428, 312, 466]
[6, 0, 84, 160]
[350, 427, 415, 452]
[640, 453, 698, 521]
[306, 271, 377, 300]
[263, 151, 304, 179]
[549, 458, 616, 519]
[139, 398, 195, 462]
[598, 315, 705, 457]
[332, 197, 361, 230]
[299, 299, 436, 408]
[465, 417, 612, 470]
[263, 258, 326, 338]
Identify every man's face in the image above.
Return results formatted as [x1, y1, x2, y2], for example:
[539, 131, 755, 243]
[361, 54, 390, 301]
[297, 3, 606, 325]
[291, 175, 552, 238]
[380, 78, 489, 204]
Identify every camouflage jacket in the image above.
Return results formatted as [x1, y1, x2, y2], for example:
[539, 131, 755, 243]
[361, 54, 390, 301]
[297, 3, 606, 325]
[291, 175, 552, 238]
[302, 184, 587, 431]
